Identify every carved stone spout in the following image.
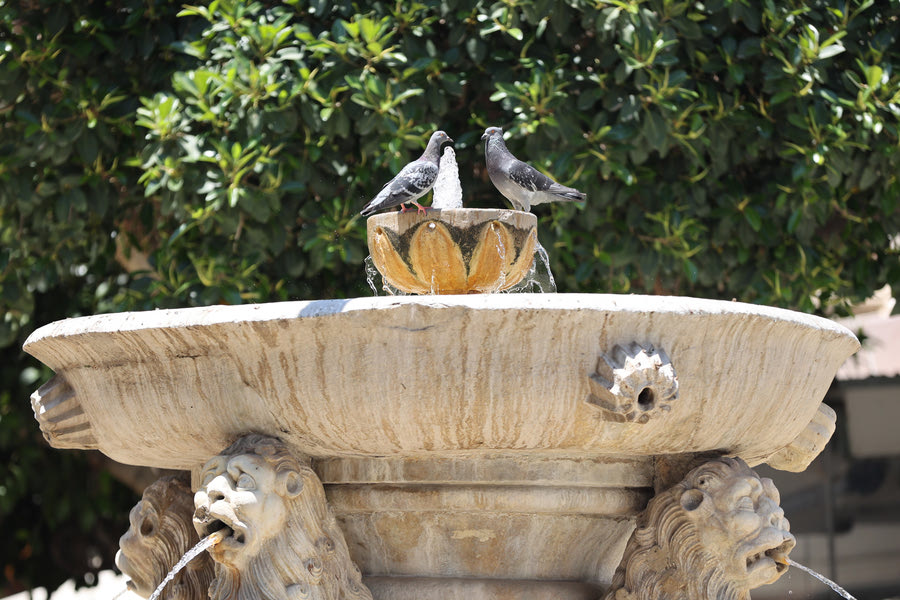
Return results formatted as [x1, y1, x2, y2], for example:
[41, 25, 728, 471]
[192, 434, 372, 600]
[604, 457, 794, 600]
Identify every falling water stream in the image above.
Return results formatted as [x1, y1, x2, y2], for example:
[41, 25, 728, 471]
[490, 222, 508, 292]
[365, 255, 409, 296]
[787, 559, 858, 600]
[145, 530, 226, 600]
[110, 587, 130, 600]
[506, 241, 556, 293]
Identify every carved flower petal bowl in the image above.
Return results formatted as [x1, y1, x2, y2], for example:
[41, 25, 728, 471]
[366, 208, 537, 294]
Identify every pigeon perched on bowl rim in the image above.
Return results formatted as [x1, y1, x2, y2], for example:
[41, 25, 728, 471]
[361, 131, 454, 216]
[481, 126, 585, 212]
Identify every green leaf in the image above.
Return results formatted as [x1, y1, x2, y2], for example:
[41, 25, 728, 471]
[817, 44, 845, 60]
[865, 64, 883, 90]
[787, 208, 802, 233]
[642, 110, 668, 153]
[684, 258, 699, 283]
[743, 206, 762, 232]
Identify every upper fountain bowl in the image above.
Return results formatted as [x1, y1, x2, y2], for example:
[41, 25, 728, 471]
[366, 208, 537, 294]
[25, 294, 858, 470]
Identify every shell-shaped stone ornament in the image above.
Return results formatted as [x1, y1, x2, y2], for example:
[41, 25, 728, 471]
[587, 342, 678, 423]
[367, 209, 537, 294]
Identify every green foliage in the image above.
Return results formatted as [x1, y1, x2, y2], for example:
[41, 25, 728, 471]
[127, 0, 900, 314]
[1, 0, 899, 592]
[0, 0, 196, 591]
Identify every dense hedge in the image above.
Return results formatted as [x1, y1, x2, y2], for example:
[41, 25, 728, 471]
[133, 0, 900, 312]
[1, 0, 899, 592]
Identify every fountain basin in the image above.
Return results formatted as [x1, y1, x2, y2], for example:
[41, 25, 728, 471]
[26, 294, 857, 467]
[24, 294, 859, 598]
[366, 209, 537, 294]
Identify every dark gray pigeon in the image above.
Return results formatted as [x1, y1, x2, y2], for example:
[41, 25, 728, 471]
[361, 131, 454, 216]
[481, 126, 586, 212]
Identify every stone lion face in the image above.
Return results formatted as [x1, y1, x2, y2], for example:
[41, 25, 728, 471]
[117, 497, 163, 597]
[193, 452, 301, 569]
[682, 461, 795, 589]
[116, 476, 210, 600]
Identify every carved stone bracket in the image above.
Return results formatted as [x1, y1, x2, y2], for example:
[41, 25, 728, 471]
[604, 457, 795, 600]
[586, 343, 678, 423]
[30, 374, 98, 450]
[765, 402, 837, 472]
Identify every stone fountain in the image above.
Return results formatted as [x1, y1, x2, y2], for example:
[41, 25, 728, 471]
[25, 159, 859, 600]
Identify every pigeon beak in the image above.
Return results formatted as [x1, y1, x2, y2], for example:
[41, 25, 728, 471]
[480, 132, 488, 141]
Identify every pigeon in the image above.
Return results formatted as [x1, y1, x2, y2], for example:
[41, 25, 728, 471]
[481, 126, 586, 211]
[361, 130, 454, 216]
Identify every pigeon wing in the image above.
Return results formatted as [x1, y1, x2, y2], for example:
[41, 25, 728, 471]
[506, 159, 558, 193]
[361, 161, 438, 215]
[386, 160, 438, 201]
[507, 159, 585, 204]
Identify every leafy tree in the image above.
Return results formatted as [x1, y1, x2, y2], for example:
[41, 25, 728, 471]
[1, 0, 898, 592]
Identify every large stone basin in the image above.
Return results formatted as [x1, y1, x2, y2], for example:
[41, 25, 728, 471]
[25, 294, 859, 598]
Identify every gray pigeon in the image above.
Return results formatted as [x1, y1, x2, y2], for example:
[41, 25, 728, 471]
[361, 131, 454, 216]
[481, 126, 586, 211]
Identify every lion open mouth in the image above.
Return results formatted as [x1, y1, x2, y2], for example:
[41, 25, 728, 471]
[194, 507, 245, 547]
[746, 537, 795, 575]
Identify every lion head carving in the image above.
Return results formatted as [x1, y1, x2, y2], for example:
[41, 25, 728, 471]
[116, 474, 214, 600]
[193, 434, 372, 600]
[605, 457, 795, 600]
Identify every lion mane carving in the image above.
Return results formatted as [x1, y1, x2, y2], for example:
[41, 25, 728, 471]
[604, 457, 795, 600]
[193, 434, 372, 600]
[116, 474, 214, 600]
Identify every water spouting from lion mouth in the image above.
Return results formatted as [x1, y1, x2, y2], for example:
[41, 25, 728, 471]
[145, 530, 226, 600]
[786, 559, 857, 600]
[111, 587, 130, 600]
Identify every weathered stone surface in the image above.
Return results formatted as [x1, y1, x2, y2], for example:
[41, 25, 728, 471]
[23, 295, 858, 598]
[30, 374, 96, 449]
[23, 294, 858, 468]
[317, 455, 650, 588]
[364, 577, 600, 599]
[192, 435, 371, 600]
[605, 457, 794, 600]
[764, 402, 837, 472]
[116, 474, 213, 600]
[587, 342, 678, 423]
